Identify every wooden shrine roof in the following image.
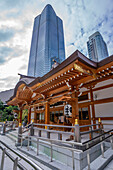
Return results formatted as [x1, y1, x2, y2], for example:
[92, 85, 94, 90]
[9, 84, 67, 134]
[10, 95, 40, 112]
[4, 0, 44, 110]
[7, 50, 113, 106]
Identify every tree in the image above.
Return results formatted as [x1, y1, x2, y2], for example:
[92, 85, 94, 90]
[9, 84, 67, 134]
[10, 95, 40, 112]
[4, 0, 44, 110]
[0, 99, 19, 121]
[0, 99, 4, 110]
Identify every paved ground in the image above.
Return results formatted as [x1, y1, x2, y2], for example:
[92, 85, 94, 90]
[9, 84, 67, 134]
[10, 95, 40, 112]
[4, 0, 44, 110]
[0, 135, 50, 170]
[0, 134, 72, 170]
[104, 160, 113, 170]
[0, 128, 107, 170]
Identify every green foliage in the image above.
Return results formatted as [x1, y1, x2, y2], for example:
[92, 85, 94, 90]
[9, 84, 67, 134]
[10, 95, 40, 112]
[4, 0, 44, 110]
[0, 99, 19, 122]
[0, 99, 4, 110]
[22, 109, 28, 120]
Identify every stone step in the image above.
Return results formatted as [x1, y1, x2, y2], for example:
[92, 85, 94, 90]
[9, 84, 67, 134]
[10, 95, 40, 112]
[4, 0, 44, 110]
[83, 147, 113, 170]
[6, 133, 17, 143]
[18, 146, 72, 170]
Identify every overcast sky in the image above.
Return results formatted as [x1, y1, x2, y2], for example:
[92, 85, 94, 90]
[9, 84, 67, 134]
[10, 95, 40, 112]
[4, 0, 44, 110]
[0, 0, 113, 92]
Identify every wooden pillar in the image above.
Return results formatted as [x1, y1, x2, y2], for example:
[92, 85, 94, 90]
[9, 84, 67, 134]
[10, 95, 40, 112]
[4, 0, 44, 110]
[90, 87, 96, 126]
[19, 107, 22, 124]
[45, 102, 50, 124]
[34, 107, 37, 123]
[28, 107, 31, 124]
[71, 91, 79, 125]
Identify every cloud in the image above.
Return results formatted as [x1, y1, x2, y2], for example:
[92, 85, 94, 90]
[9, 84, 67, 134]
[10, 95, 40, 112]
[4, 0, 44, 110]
[0, 46, 27, 65]
[0, 27, 15, 42]
[0, 76, 19, 91]
[0, 0, 113, 92]
[19, 64, 27, 71]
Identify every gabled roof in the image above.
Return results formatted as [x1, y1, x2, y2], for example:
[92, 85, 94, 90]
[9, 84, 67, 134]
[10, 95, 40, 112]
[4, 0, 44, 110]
[7, 50, 113, 105]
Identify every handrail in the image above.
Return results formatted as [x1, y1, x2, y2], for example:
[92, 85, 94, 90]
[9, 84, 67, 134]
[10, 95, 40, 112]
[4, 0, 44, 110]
[33, 123, 74, 129]
[0, 146, 25, 169]
[19, 134, 83, 170]
[80, 124, 99, 128]
[83, 128, 113, 144]
[33, 123, 99, 129]
[103, 123, 113, 125]
[33, 127, 73, 135]
[18, 130, 113, 170]
[22, 123, 32, 134]
[23, 123, 32, 129]
[0, 140, 43, 170]
[19, 134, 83, 146]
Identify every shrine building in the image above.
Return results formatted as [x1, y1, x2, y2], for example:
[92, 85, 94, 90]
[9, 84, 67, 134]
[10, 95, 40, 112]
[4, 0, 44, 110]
[7, 50, 113, 129]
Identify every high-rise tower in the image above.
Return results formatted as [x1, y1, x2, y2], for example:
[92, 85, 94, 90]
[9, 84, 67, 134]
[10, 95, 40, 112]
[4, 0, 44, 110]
[87, 31, 108, 62]
[27, 4, 65, 77]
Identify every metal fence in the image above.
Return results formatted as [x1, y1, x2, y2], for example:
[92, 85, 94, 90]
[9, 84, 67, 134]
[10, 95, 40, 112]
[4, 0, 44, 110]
[31, 123, 102, 142]
[18, 128, 113, 170]
[0, 140, 43, 170]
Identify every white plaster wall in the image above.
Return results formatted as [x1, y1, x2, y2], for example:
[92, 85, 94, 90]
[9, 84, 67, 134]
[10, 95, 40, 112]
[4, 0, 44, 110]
[93, 87, 113, 100]
[94, 79, 113, 88]
[92, 79, 113, 130]
[95, 103, 113, 117]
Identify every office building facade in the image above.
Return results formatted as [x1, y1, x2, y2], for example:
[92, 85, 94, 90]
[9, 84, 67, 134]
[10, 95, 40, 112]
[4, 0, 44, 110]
[27, 4, 65, 77]
[87, 31, 108, 62]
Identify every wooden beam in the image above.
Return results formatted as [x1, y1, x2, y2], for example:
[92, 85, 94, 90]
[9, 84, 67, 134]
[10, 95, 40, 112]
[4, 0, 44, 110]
[83, 74, 113, 88]
[19, 108, 22, 124]
[34, 107, 37, 123]
[78, 97, 113, 107]
[71, 92, 79, 125]
[95, 117, 113, 120]
[75, 75, 96, 86]
[47, 85, 68, 96]
[45, 102, 50, 124]
[28, 107, 31, 124]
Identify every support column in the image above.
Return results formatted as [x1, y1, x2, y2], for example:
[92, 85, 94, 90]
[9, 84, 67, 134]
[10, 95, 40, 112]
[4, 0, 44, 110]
[45, 102, 50, 124]
[90, 87, 96, 126]
[34, 107, 37, 123]
[28, 107, 31, 124]
[71, 91, 79, 125]
[19, 107, 22, 125]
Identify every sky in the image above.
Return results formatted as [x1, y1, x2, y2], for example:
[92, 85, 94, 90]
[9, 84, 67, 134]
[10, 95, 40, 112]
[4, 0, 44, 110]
[0, 0, 113, 92]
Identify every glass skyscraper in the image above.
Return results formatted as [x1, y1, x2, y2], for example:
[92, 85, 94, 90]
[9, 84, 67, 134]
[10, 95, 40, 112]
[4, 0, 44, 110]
[87, 31, 108, 62]
[27, 4, 65, 77]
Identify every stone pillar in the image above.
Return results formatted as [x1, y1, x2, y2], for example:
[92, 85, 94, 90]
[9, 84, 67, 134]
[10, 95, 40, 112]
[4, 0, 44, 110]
[16, 123, 22, 146]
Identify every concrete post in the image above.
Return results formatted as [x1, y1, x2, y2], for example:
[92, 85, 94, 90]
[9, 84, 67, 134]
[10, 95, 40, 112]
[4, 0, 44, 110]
[0, 148, 5, 170]
[17, 123, 22, 145]
[58, 133, 62, 140]
[11, 121, 14, 130]
[98, 118, 104, 139]
[2, 122, 6, 135]
[74, 119, 81, 142]
[47, 126, 50, 139]
[30, 122, 34, 136]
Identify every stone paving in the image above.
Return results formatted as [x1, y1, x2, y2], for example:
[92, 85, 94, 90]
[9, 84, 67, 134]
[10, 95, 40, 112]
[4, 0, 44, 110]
[0, 128, 111, 170]
[0, 135, 50, 170]
[0, 134, 73, 170]
[104, 160, 113, 170]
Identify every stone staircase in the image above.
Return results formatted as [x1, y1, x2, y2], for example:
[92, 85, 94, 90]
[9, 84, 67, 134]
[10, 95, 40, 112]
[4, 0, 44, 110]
[5, 129, 113, 170]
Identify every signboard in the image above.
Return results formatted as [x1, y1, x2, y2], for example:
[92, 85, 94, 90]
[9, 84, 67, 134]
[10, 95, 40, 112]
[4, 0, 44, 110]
[64, 104, 72, 116]
[74, 64, 92, 75]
